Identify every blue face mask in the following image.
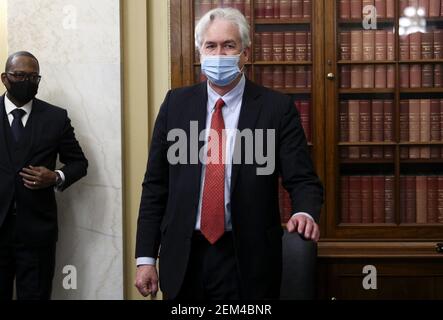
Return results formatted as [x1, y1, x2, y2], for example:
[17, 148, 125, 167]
[201, 52, 243, 87]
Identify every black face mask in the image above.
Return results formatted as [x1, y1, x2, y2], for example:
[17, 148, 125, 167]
[7, 79, 39, 104]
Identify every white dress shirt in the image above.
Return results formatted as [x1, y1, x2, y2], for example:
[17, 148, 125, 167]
[4, 94, 66, 184]
[137, 75, 313, 266]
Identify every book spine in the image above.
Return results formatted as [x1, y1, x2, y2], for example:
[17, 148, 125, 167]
[427, 176, 439, 223]
[341, 176, 350, 223]
[340, 0, 351, 19]
[295, 31, 307, 61]
[291, 0, 303, 18]
[341, 65, 351, 88]
[375, 0, 386, 18]
[405, 176, 417, 223]
[409, 100, 421, 159]
[410, 64, 422, 88]
[303, 0, 311, 18]
[359, 100, 372, 158]
[431, 99, 441, 158]
[351, 65, 363, 88]
[280, 0, 291, 18]
[385, 176, 395, 223]
[350, 0, 362, 19]
[361, 176, 373, 223]
[273, 66, 284, 89]
[419, 99, 431, 159]
[416, 176, 428, 223]
[349, 100, 360, 159]
[284, 66, 295, 89]
[375, 30, 386, 60]
[374, 65, 387, 88]
[349, 176, 362, 223]
[363, 30, 375, 60]
[363, 65, 375, 88]
[372, 176, 385, 223]
[272, 32, 284, 61]
[371, 100, 384, 159]
[439, 176, 443, 223]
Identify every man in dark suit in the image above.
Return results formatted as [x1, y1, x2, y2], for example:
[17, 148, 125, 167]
[135, 8, 323, 300]
[0, 51, 88, 300]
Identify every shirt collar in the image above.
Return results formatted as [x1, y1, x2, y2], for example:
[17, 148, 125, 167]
[207, 74, 245, 113]
[4, 94, 33, 117]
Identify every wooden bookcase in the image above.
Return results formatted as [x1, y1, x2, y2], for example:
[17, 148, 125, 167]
[170, 0, 443, 299]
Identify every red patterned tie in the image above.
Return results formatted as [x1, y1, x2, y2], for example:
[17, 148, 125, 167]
[201, 98, 226, 244]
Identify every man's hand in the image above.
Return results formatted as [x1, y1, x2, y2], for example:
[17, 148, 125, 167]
[19, 166, 57, 190]
[287, 214, 320, 242]
[135, 265, 159, 298]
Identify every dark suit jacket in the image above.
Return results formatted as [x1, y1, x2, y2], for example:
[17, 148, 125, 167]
[0, 95, 88, 246]
[136, 79, 323, 299]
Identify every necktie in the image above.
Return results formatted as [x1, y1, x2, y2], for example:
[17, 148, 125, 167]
[201, 98, 226, 244]
[11, 109, 26, 142]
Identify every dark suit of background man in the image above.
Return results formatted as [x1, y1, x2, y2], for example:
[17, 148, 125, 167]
[0, 52, 88, 300]
[135, 8, 323, 300]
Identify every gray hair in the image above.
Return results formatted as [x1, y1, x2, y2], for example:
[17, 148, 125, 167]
[195, 7, 251, 51]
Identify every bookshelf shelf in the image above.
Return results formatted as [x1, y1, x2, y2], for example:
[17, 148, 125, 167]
[400, 159, 443, 163]
[399, 142, 443, 146]
[400, 88, 443, 93]
[337, 60, 396, 64]
[340, 159, 395, 164]
[338, 142, 396, 146]
[337, 18, 395, 24]
[339, 88, 395, 93]
[399, 59, 443, 64]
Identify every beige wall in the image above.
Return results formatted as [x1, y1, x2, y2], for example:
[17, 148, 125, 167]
[122, 0, 170, 300]
[0, 0, 7, 91]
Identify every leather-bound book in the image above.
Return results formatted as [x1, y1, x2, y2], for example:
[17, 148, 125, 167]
[340, 31, 351, 61]
[291, 0, 303, 18]
[416, 175, 428, 223]
[409, 99, 421, 159]
[372, 100, 384, 158]
[340, 0, 351, 19]
[419, 99, 431, 159]
[272, 32, 284, 61]
[349, 100, 360, 159]
[284, 66, 295, 89]
[361, 176, 373, 223]
[295, 31, 307, 61]
[385, 176, 395, 223]
[351, 65, 362, 88]
[372, 176, 385, 223]
[375, 65, 386, 88]
[284, 32, 295, 61]
[405, 176, 416, 223]
[349, 176, 362, 223]
[341, 65, 351, 88]
[341, 176, 350, 223]
[430, 99, 441, 158]
[410, 64, 422, 88]
[427, 176, 439, 223]
[359, 100, 371, 158]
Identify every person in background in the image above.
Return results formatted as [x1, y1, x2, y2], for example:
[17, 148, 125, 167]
[0, 51, 88, 300]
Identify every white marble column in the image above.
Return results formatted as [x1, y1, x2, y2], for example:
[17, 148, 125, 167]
[7, 0, 123, 299]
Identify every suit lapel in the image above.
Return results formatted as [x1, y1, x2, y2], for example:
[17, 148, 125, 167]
[0, 95, 13, 169]
[189, 82, 209, 198]
[230, 79, 263, 195]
